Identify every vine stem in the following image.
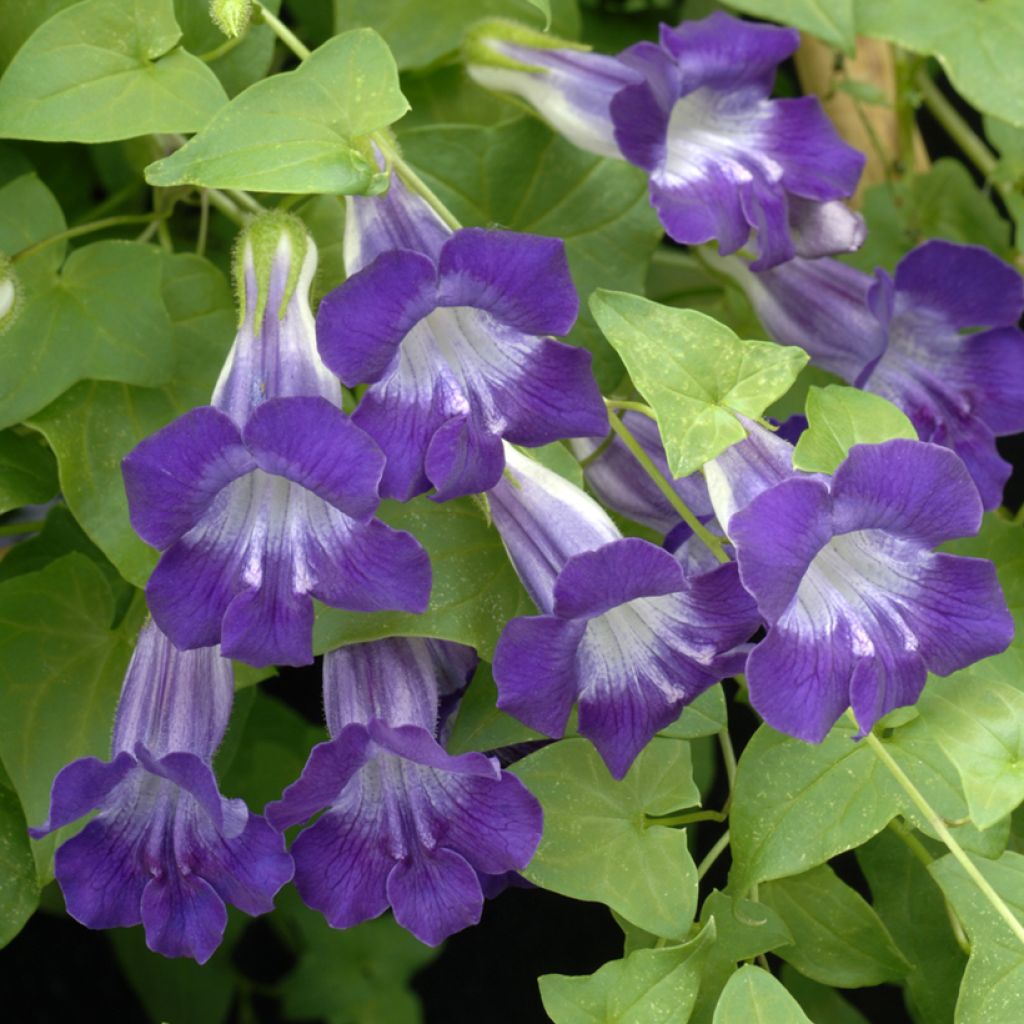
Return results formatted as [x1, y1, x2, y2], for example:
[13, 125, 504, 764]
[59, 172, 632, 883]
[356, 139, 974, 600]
[605, 398, 657, 418]
[0, 520, 44, 537]
[12, 214, 168, 263]
[697, 830, 730, 881]
[647, 809, 727, 828]
[604, 406, 730, 564]
[863, 725, 1024, 948]
[205, 189, 248, 227]
[256, 2, 311, 61]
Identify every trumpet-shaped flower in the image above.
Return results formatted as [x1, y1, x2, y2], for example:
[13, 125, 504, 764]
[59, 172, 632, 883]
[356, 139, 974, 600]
[267, 638, 542, 946]
[30, 621, 292, 963]
[718, 240, 1024, 509]
[490, 446, 758, 778]
[123, 213, 430, 667]
[467, 13, 865, 268]
[315, 171, 607, 501]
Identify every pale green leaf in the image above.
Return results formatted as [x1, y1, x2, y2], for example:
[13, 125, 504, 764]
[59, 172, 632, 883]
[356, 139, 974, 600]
[713, 965, 813, 1024]
[856, 0, 1024, 126]
[0, 555, 143, 881]
[146, 29, 408, 194]
[0, 430, 58, 515]
[661, 685, 727, 740]
[792, 385, 917, 474]
[539, 921, 715, 1024]
[724, 0, 855, 52]
[446, 661, 543, 755]
[590, 291, 808, 476]
[397, 118, 663, 391]
[0, 763, 39, 949]
[761, 864, 910, 988]
[729, 721, 902, 891]
[0, 0, 227, 141]
[929, 851, 1024, 1024]
[779, 966, 870, 1024]
[514, 736, 701, 939]
[27, 253, 236, 586]
[0, 173, 66, 285]
[313, 496, 533, 661]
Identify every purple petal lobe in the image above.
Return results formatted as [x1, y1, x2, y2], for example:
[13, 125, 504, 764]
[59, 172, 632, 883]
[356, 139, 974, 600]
[140, 873, 227, 964]
[221, 578, 314, 668]
[437, 228, 579, 337]
[30, 752, 136, 838]
[425, 412, 507, 501]
[553, 538, 685, 620]
[123, 407, 254, 549]
[316, 249, 438, 386]
[243, 396, 384, 522]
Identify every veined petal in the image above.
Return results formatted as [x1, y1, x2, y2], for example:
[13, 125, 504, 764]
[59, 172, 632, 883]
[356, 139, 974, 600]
[437, 229, 578, 337]
[29, 753, 136, 838]
[387, 847, 483, 946]
[140, 872, 227, 964]
[315, 248, 438, 387]
[122, 407, 255, 550]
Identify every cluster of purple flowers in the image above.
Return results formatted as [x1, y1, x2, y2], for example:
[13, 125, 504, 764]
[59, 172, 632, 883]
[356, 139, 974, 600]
[31, 11, 1015, 962]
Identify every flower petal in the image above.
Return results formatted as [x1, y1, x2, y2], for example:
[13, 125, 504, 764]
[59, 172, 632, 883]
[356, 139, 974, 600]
[243, 396, 384, 522]
[122, 407, 254, 549]
[29, 752, 136, 838]
[140, 872, 227, 964]
[425, 411, 507, 501]
[316, 249, 438, 386]
[437, 228, 578, 337]
[494, 615, 586, 737]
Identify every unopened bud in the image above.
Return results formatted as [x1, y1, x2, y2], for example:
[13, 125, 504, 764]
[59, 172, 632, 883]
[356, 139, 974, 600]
[209, 0, 252, 39]
[0, 254, 21, 335]
[463, 18, 587, 73]
[234, 211, 313, 326]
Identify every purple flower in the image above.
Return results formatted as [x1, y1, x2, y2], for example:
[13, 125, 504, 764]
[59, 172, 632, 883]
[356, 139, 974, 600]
[30, 621, 292, 963]
[719, 240, 1024, 509]
[467, 14, 865, 268]
[490, 445, 759, 778]
[315, 172, 607, 501]
[729, 439, 1014, 742]
[123, 213, 431, 667]
[266, 638, 542, 946]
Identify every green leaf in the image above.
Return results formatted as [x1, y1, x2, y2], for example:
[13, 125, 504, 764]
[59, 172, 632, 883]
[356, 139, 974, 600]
[28, 252, 236, 586]
[661, 685, 728, 740]
[0, 762, 39, 949]
[856, 0, 1024, 126]
[761, 864, 910, 988]
[513, 736, 701, 939]
[397, 118, 663, 391]
[0, 0, 77, 71]
[729, 721, 902, 891]
[334, 0, 580, 69]
[146, 29, 408, 194]
[713, 965, 814, 1024]
[848, 159, 1012, 272]
[0, 174, 66, 283]
[1, 240, 175, 430]
[314, 496, 532, 661]
[779, 965, 870, 1024]
[857, 829, 966, 1024]
[0, 555, 143, 880]
[0, 430, 58, 515]
[446, 661, 543, 755]
[276, 887, 437, 1024]
[692, 891, 793, 1023]
[174, 0, 281, 97]
[296, 194, 346, 305]
[723, 0, 855, 52]
[539, 921, 715, 1024]
[399, 64, 519, 131]
[792, 385, 917, 474]
[589, 291, 808, 476]
[985, 116, 1024, 249]
[0, 0, 227, 142]
[929, 851, 1024, 1024]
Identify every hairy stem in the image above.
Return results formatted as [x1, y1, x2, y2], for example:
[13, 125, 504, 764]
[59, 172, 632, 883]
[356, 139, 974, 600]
[697, 830, 731, 881]
[256, 2, 311, 61]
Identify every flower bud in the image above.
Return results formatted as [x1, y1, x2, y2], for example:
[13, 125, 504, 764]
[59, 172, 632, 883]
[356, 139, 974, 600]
[209, 0, 252, 39]
[232, 210, 311, 328]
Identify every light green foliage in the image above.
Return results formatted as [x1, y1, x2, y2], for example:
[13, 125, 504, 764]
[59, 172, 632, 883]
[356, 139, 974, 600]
[296, 194, 347, 304]
[930, 851, 1024, 1024]
[0, 430, 58, 515]
[398, 118, 663, 391]
[0, 763, 38, 950]
[146, 29, 408, 194]
[728, 722, 902, 891]
[446, 661, 543, 754]
[760, 864, 910, 987]
[848, 159, 1012, 271]
[792, 385, 917, 474]
[314, 495, 533, 660]
[539, 922, 715, 1024]
[856, 0, 1024, 126]
[28, 253, 236, 586]
[780, 966, 870, 1024]
[713, 965, 814, 1024]
[858, 829, 966, 1024]
[0, 0, 227, 142]
[661, 685, 727, 740]
[514, 736, 701, 938]
[724, 1, 855, 52]
[334, 0, 579, 69]
[590, 291, 807, 476]
[0, 555, 143, 880]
